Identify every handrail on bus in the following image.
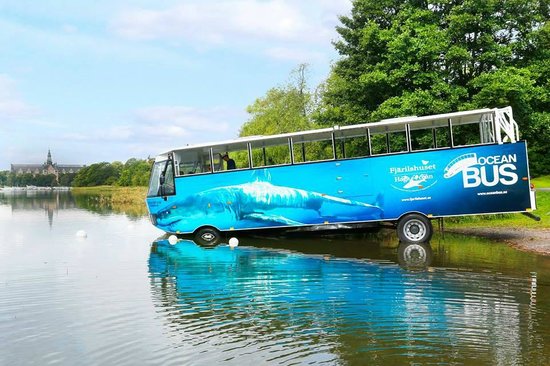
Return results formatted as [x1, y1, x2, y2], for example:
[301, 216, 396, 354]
[494, 106, 519, 144]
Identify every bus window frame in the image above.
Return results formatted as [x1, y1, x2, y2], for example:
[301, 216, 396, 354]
[165, 109, 501, 179]
[147, 155, 177, 198]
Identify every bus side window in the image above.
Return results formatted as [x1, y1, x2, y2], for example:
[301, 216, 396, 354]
[250, 144, 291, 167]
[335, 136, 370, 159]
[452, 123, 481, 146]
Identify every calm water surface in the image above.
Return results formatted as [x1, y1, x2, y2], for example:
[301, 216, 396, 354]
[1, 191, 550, 365]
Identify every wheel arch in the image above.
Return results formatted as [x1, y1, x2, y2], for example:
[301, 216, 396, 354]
[192, 224, 222, 235]
[395, 211, 430, 223]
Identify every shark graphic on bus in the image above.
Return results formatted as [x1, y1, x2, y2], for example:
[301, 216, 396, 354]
[154, 169, 383, 233]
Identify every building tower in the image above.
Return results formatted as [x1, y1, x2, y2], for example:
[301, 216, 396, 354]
[46, 149, 53, 165]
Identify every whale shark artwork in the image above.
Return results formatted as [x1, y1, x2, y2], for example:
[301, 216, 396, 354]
[154, 170, 383, 233]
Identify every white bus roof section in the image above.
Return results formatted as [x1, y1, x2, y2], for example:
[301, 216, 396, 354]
[159, 107, 515, 156]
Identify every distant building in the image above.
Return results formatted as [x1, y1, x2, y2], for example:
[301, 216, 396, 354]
[10, 150, 84, 178]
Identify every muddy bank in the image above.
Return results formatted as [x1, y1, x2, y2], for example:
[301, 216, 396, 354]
[447, 227, 550, 256]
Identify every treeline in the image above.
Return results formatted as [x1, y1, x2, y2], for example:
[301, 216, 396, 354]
[71, 158, 152, 187]
[1, 158, 153, 188]
[0, 171, 76, 187]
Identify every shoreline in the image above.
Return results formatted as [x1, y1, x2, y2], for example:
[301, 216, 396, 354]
[446, 227, 550, 256]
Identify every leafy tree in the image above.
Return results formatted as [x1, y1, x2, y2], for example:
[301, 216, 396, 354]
[0, 171, 8, 186]
[320, 0, 550, 175]
[240, 64, 331, 165]
[58, 173, 77, 187]
[0, 172, 57, 187]
[240, 64, 315, 137]
[72, 162, 123, 187]
[116, 158, 152, 186]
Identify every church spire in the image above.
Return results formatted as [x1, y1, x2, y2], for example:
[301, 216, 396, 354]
[47, 149, 52, 165]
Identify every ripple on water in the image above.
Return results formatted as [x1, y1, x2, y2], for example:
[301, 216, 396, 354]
[140, 241, 550, 365]
[2, 192, 550, 366]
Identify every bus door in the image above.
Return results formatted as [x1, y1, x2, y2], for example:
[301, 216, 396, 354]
[148, 155, 176, 200]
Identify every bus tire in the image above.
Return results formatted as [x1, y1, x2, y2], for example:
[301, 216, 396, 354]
[194, 227, 222, 247]
[397, 213, 432, 244]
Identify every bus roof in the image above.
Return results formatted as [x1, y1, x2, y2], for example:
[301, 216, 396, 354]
[158, 107, 494, 158]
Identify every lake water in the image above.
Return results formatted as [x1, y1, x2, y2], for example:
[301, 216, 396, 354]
[1, 191, 550, 365]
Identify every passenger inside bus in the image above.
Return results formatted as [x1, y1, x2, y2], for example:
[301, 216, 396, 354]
[221, 153, 236, 170]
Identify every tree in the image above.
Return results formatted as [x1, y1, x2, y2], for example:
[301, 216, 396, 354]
[116, 158, 152, 186]
[239, 64, 328, 165]
[240, 64, 316, 137]
[0, 171, 8, 186]
[58, 173, 76, 187]
[72, 162, 123, 187]
[320, 0, 550, 175]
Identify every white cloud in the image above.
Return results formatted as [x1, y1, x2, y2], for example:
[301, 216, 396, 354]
[59, 105, 242, 147]
[113, 1, 321, 43]
[52, 105, 245, 163]
[0, 74, 38, 121]
[0, 18, 186, 66]
[135, 106, 230, 136]
[111, 0, 352, 58]
[264, 47, 325, 63]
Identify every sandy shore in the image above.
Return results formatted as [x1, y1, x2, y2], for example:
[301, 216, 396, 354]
[447, 227, 550, 256]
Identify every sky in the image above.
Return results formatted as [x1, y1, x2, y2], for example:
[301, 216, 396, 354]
[0, 0, 352, 170]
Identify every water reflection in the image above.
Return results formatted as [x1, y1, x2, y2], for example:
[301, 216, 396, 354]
[0, 190, 76, 227]
[148, 237, 550, 365]
[2, 191, 550, 364]
[0, 190, 145, 227]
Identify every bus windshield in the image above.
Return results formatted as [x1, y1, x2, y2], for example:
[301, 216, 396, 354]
[148, 159, 175, 197]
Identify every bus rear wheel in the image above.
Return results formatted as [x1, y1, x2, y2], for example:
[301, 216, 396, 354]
[397, 214, 432, 244]
[194, 227, 222, 247]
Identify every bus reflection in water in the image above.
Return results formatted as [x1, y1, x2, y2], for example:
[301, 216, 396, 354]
[146, 107, 537, 247]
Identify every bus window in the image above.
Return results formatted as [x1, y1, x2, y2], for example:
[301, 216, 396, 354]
[434, 126, 452, 148]
[291, 131, 335, 163]
[292, 140, 334, 163]
[160, 160, 175, 196]
[335, 135, 370, 159]
[147, 161, 164, 197]
[387, 130, 408, 153]
[147, 158, 175, 197]
[174, 149, 211, 175]
[452, 123, 482, 146]
[369, 129, 407, 155]
[211, 145, 250, 172]
[250, 142, 291, 168]
[410, 128, 436, 151]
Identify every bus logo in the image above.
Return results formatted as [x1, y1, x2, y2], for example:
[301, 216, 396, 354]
[390, 161, 437, 192]
[443, 153, 478, 178]
[444, 153, 518, 188]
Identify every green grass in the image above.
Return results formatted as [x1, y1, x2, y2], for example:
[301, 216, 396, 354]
[445, 190, 550, 229]
[71, 186, 148, 216]
[532, 175, 550, 189]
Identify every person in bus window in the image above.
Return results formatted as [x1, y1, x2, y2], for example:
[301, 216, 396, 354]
[221, 153, 236, 170]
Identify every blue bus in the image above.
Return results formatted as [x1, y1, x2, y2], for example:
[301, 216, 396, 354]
[146, 107, 537, 246]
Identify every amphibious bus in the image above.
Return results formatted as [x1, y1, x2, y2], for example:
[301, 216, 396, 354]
[146, 107, 536, 246]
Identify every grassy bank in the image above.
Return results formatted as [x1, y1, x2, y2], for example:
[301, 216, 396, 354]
[444, 191, 550, 229]
[445, 174, 550, 229]
[71, 186, 148, 217]
[532, 175, 550, 189]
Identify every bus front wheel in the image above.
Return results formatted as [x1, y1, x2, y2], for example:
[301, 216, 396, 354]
[397, 214, 432, 244]
[194, 227, 222, 247]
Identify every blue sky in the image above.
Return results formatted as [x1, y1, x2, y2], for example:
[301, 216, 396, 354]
[0, 0, 352, 170]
